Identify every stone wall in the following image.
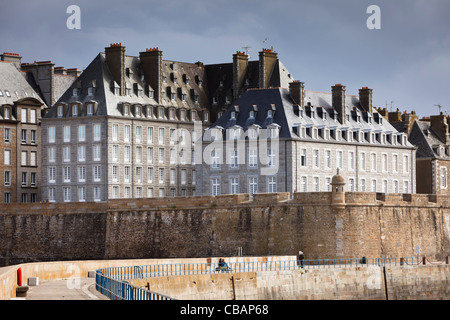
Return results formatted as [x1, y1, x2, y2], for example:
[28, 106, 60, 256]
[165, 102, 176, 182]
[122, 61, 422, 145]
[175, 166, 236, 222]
[0, 192, 449, 267]
[130, 265, 450, 300]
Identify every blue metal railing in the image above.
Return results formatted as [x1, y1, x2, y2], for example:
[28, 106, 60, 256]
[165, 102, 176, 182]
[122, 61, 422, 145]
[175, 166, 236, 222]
[95, 256, 422, 300]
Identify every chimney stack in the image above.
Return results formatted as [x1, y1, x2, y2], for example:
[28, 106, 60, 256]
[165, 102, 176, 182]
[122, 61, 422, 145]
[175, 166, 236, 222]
[1, 52, 22, 70]
[258, 48, 278, 89]
[289, 80, 305, 108]
[332, 84, 346, 125]
[232, 51, 248, 99]
[359, 87, 373, 114]
[105, 43, 126, 96]
[388, 109, 402, 122]
[139, 47, 163, 103]
[430, 113, 449, 145]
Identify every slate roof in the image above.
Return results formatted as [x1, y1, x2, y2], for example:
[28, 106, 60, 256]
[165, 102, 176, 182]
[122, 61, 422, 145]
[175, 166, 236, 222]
[209, 87, 413, 148]
[0, 61, 45, 107]
[407, 120, 449, 159]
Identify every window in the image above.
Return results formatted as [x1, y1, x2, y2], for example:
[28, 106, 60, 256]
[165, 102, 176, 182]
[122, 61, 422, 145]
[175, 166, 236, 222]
[124, 125, 130, 142]
[393, 180, 399, 193]
[78, 187, 86, 202]
[21, 109, 27, 123]
[136, 126, 142, 143]
[383, 180, 388, 193]
[158, 108, 164, 119]
[230, 177, 239, 194]
[30, 172, 36, 187]
[4, 128, 10, 143]
[159, 188, 165, 198]
[21, 172, 27, 186]
[230, 150, 239, 168]
[268, 149, 276, 167]
[48, 188, 55, 202]
[337, 151, 343, 169]
[382, 154, 388, 172]
[48, 127, 55, 143]
[170, 128, 176, 145]
[4, 150, 11, 165]
[94, 187, 101, 202]
[211, 149, 220, 169]
[300, 149, 307, 167]
[136, 147, 142, 163]
[170, 168, 176, 185]
[30, 151, 37, 166]
[72, 88, 78, 97]
[93, 124, 101, 141]
[211, 178, 221, 196]
[158, 127, 165, 145]
[147, 127, 153, 144]
[57, 105, 63, 118]
[93, 165, 101, 182]
[63, 126, 71, 142]
[87, 103, 94, 116]
[371, 179, 377, 192]
[147, 188, 154, 198]
[4, 171, 11, 186]
[78, 166, 86, 183]
[21, 151, 27, 166]
[348, 178, 355, 192]
[30, 130, 36, 144]
[249, 177, 258, 197]
[325, 150, 331, 169]
[360, 179, 366, 192]
[136, 187, 142, 198]
[301, 176, 307, 192]
[93, 144, 101, 161]
[181, 169, 187, 185]
[393, 154, 398, 172]
[124, 146, 131, 162]
[124, 166, 131, 183]
[370, 154, 376, 172]
[348, 152, 354, 171]
[63, 167, 71, 182]
[403, 180, 409, 193]
[78, 125, 86, 142]
[48, 147, 56, 163]
[72, 104, 78, 117]
[21, 129, 27, 144]
[313, 150, 319, 168]
[441, 167, 447, 188]
[360, 153, 366, 171]
[268, 176, 277, 193]
[78, 145, 86, 162]
[63, 187, 71, 202]
[159, 168, 165, 184]
[147, 147, 154, 164]
[249, 148, 258, 168]
[148, 167, 154, 183]
[112, 124, 119, 141]
[63, 146, 71, 162]
[159, 148, 165, 164]
[313, 177, 319, 191]
[48, 167, 56, 183]
[403, 155, 409, 173]
[136, 167, 142, 183]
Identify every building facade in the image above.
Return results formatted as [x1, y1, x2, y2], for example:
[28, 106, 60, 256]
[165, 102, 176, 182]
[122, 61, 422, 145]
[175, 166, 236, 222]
[196, 83, 416, 196]
[40, 45, 291, 202]
[0, 59, 46, 203]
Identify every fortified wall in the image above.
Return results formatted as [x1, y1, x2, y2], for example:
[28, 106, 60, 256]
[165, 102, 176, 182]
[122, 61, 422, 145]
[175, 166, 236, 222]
[1, 191, 450, 267]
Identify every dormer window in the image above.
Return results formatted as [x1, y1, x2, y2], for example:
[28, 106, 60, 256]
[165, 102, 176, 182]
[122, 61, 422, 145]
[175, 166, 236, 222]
[135, 106, 141, 117]
[57, 105, 64, 118]
[5, 90, 10, 97]
[4, 106, 10, 119]
[267, 110, 273, 118]
[88, 87, 94, 96]
[213, 97, 218, 105]
[191, 110, 197, 121]
[72, 88, 79, 97]
[87, 103, 94, 116]
[147, 106, 153, 118]
[231, 111, 236, 120]
[72, 104, 78, 117]
[249, 111, 255, 118]
[194, 94, 199, 103]
[158, 108, 164, 119]
[169, 109, 175, 120]
[180, 109, 186, 121]
[204, 112, 209, 122]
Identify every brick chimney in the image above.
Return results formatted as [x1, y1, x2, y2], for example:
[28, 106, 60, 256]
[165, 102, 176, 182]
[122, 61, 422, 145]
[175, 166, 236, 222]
[105, 43, 126, 96]
[139, 47, 163, 103]
[258, 48, 278, 88]
[388, 109, 402, 122]
[359, 87, 373, 114]
[289, 80, 305, 108]
[332, 84, 346, 125]
[21, 60, 55, 106]
[232, 51, 248, 99]
[430, 113, 449, 145]
[1, 52, 22, 69]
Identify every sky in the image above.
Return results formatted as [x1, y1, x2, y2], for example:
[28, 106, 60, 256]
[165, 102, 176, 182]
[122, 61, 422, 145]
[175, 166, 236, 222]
[1, 0, 449, 117]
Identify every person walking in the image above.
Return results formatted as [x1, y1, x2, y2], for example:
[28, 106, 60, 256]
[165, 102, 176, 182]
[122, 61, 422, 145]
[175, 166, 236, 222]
[297, 250, 304, 268]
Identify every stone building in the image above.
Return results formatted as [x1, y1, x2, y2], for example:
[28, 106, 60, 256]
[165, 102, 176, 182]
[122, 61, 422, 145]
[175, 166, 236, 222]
[40, 45, 291, 202]
[196, 83, 417, 196]
[0, 57, 46, 203]
[383, 108, 450, 195]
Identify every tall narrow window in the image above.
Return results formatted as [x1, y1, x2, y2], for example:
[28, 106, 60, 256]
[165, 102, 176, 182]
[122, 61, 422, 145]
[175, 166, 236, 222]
[211, 178, 221, 196]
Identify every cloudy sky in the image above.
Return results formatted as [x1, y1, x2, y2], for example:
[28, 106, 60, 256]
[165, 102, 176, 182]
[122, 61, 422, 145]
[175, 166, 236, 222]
[1, 0, 449, 117]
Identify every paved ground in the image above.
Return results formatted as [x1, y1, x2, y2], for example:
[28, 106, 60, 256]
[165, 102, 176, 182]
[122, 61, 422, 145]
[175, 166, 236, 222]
[20, 277, 109, 300]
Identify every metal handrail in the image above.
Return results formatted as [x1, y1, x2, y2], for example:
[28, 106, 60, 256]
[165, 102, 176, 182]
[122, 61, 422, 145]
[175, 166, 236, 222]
[95, 256, 424, 300]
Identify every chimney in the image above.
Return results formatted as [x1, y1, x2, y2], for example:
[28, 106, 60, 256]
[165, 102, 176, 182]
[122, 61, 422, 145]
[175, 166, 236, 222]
[258, 48, 278, 88]
[66, 68, 81, 77]
[1, 52, 22, 69]
[139, 47, 163, 103]
[289, 80, 305, 108]
[332, 84, 346, 124]
[21, 60, 55, 106]
[388, 109, 402, 123]
[105, 43, 126, 96]
[430, 113, 449, 145]
[232, 51, 248, 99]
[359, 87, 373, 114]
